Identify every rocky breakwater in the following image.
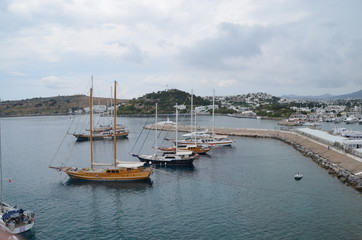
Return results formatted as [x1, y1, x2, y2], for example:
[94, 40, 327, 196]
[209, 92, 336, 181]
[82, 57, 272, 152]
[145, 124, 362, 192]
[273, 134, 362, 192]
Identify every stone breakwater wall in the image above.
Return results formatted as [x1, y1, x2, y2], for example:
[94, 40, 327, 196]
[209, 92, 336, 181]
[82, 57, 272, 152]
[145, 124, 362, 192]
[271, 134, 362, 192]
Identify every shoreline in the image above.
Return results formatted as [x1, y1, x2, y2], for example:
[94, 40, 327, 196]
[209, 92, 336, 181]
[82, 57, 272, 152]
[145, 124, 362, 192]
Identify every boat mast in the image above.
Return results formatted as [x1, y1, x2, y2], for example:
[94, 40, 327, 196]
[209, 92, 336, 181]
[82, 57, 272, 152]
[0, 101, 3, 206]
[212, 89, 215, 138]
[175, 103, 178, 152]
[113, 80, 117, 167]
[90, 78, 94, 170]
[191, 90, 196, 144]
[190, 90, 193, 133]
[155, 103, 158, 154]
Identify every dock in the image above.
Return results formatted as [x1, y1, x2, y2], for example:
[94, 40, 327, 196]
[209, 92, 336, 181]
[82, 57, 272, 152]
[145, 124, 362, 192]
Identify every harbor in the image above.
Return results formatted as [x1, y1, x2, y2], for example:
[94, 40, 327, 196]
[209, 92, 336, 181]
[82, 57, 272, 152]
[0, 115, 361, 239]
[145, 123, 362, 191]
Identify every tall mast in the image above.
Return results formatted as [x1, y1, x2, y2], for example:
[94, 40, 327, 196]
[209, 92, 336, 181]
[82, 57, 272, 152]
[110, 86, 113, 117]
[190, 90, 193, 133]
[113, 80, 117, 167]
[0, 99, 3, 206]
[194, 110, 197, 143]
[90, 78, 94, 170]
[212, 89, 215, 138]
[155, 103, 158, 154]
[175, 103, 178, 152]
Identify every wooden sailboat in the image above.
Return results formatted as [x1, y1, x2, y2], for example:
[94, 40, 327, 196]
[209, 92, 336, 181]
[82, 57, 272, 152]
[50, 80, 152, 181]
[0, 108, 35, 234]
[73, 127, 129, 142]
[73, 87, 129, 141]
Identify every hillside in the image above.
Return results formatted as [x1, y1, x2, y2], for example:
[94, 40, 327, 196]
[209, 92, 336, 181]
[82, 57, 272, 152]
[281, 89, 362, 100]
[119, 89, 211, 115]
[0, 95, 127, 117]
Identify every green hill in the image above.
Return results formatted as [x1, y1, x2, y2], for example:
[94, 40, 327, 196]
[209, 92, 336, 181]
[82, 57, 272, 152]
[119, 89, 211, 115]
[0, 95, 126, 117]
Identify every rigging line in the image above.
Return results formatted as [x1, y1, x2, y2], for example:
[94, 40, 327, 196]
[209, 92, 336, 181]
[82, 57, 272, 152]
[49, 125, 69, 167]
[129, 115, 151, 154]
[51, 78, 92, 167]
[156, 119, 173, 147]
[139, 120, 152, 154]
[50, 112, 81, 167]
[71, 81, 92, 134]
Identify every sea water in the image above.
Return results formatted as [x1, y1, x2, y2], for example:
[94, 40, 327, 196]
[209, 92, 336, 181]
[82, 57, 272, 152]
[0, 115, 361, 240]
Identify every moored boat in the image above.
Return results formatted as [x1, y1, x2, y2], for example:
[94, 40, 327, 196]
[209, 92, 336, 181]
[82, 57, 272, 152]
[159, 144, 211, 154]
[133, 151, 195, 166]
[0, 202, 35, 234]
[345, 116, 358, 124]
[50, 80, 152, 181]
[73, 129, 129, 142]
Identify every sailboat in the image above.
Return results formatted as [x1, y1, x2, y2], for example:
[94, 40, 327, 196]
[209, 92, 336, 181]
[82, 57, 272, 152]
[73, 87, 129, 142]
[133, 103, 195, 165]
[176, 90, 234, 147]
[160, 91, 211, 154]
[50, 80, 152, 181]
[0, 110, 35, 234]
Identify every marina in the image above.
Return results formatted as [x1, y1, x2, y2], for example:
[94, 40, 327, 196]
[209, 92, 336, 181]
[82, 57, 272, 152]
[145, 123, 362, 191]
[0, 115, 361, 239]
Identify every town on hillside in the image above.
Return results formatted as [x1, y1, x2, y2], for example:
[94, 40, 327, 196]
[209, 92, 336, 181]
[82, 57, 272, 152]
[1, 90, 361, 124]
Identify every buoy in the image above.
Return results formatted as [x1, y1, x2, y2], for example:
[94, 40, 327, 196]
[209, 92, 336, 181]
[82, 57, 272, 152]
[294, 173, 303, 180]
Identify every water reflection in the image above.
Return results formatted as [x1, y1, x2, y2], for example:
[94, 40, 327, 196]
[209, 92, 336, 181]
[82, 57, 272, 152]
[64, 178, 153, 190]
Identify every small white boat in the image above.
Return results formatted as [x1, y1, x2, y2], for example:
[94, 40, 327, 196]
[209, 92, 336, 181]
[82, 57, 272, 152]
[294, 173, 303, 180]
[345, 116, 358, 124]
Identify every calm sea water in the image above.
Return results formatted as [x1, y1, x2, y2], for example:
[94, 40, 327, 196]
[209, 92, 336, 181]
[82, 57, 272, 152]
[0, 115, 361, 240]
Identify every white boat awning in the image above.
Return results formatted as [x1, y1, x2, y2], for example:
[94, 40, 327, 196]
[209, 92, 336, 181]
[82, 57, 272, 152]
[116, 160, 145, 168]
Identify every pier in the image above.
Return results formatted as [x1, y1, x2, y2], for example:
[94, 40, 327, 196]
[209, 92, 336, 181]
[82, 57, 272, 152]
[145, 124, 362, 192]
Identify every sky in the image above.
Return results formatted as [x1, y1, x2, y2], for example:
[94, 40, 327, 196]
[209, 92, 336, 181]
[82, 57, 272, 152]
[0, 0, 361, 100]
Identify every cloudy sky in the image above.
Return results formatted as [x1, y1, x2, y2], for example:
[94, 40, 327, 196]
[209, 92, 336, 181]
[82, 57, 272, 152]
[1, 0, 361, 100]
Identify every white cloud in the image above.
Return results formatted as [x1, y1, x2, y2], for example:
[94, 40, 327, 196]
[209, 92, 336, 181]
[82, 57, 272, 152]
[0, 0, 361, 100]
[218, 79, 238, 87]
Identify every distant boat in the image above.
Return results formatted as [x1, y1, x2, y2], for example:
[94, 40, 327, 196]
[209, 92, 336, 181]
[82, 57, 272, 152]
[0, 108, 35, 234]
[303, 121, 321, 127]
[156, 116, 176, 126]
[294, 173, 303, 180]
[73, 127, 129, 142]
[172, 90, 234, 147]
[50, 80, 152, 181]
[345, 116, 358, 124]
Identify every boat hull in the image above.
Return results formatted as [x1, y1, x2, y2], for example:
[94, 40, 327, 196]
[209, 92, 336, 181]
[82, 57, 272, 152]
[73, 132, 129, 142]
[159, 145, 210, 154]
[59, 167, 152, 181]
[0, 203, 35, 234]
[135, 155, 194, 166]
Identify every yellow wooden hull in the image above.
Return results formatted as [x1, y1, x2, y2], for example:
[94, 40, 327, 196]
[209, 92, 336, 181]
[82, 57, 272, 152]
[59, 167, 152, 181]
[160, 145, 211, 154]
